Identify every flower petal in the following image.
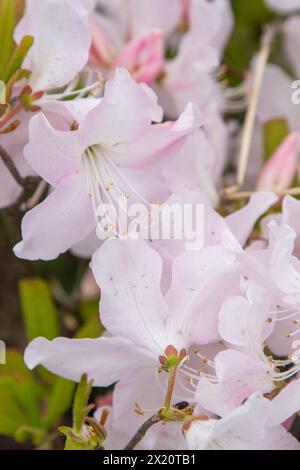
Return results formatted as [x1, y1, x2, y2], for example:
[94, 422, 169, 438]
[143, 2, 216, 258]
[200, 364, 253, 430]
[196, 350, 272, 416]
[112, 368, 164, 440]
[114, 102, 203, 168]
[24, 336, 148, 386]
[82, 68, 163, 147]
[185, 393, 271, 450]
[165, 246, 238, 347]
[24, 113, 82, 187]
[14, 0, 91, 91]
[226, 191, 278, 247]
[91, 239, 169, 355]
[14, 173, 95, 260]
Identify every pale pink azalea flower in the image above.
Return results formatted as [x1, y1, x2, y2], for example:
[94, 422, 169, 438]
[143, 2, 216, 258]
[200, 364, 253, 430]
[14, 0, 91, 92]
[184, 392, 300, 450]
[89, 0, 182, 82]
[232, 221, 300, 358]
[261, 205, 300, 356]
[24, 238, 235, 437]
[88, 0, 233, 183]
[13, 68, 203, 260]
[71, 130, 219, 261]
[159, 193, 300, 338]
[89, 23, 165, 84]
[0, 0, 95, 209]
[196, 284, 300, 417]
[194, 288, 275, 416]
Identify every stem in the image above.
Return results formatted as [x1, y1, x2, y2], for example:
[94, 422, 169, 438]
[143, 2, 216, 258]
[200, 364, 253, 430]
[221, 186, 300, 201]
[164, 366, 177, 409]
[224, 24, 277, 195]
[22, 179, 47, 209]
[0, 145, 41, 208]
[0, 144, 24, 187]
[124, 414, 161, 450]
[237, 25, 275, 187]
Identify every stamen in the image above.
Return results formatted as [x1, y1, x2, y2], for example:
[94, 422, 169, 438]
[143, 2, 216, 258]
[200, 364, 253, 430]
[40, 80, 101, 103]
[194, 351, 215, 368]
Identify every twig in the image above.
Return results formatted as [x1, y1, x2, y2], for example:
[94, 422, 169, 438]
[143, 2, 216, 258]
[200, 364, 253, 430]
[221, 186, 300, 201]
[0, 144, 25, 187]
[237, 25, 275, 186]
[0, 146, 42, 207]
[124, 414, 161, 450]
[224, 24, 277, 195]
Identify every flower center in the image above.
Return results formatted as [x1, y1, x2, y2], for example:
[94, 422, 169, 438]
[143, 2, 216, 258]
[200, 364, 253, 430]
[82, 144, 132, 237]
[82, 144, 154, 239]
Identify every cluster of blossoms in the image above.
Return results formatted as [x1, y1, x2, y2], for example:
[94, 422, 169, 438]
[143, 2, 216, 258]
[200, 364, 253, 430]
[2, 0, 300, 450]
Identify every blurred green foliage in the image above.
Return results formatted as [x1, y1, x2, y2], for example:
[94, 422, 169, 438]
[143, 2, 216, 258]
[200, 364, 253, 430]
[264, 118, 290, 160]
[0, 276, 102, 448]
[225, 0, 274, 85]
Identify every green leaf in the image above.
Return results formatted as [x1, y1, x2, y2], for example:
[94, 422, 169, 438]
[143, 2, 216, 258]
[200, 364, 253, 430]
[76, 311, 104, 339]
[231, 0, 273, 26]
[62, 430, 98, 451]
[0, 380, 29, 437]
[15, 425, 46, 446]
[59, 375, 96, 450]
[4, 34, 34, 83]
[79, 298, 99, 322]
[43, 377, 75, 429]
[264, 118, 290, 160]
[0, 350, 42, 426]
[73, 374, 94, 434]
[19, 277, 59, 342]
[0, 0, 25, 79]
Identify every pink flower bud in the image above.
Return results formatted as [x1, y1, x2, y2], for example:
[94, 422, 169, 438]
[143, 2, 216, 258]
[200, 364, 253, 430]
[89, 19, 116, 68]
[182, 0, 191, 22]
[115, 30, 165, 84]
[257, 132, 299, 192]
[79, 268, 99, 301]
